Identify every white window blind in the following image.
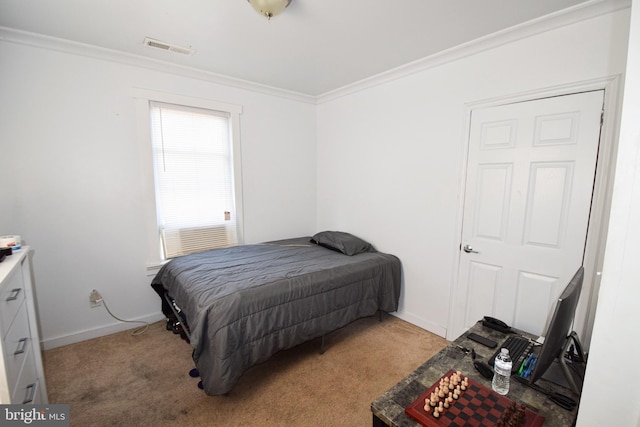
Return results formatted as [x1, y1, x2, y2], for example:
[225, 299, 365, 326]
[150, 101, 238, 258]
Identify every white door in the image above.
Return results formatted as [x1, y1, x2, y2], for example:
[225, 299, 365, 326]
[450, 91, 604, 340]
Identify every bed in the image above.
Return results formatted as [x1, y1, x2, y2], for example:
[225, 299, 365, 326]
[150, 231, 402, 396]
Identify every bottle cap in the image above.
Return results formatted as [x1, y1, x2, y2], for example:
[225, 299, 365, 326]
[501, 348, 509, 354]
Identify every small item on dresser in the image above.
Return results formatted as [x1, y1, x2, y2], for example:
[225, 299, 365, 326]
[468, 332, 498, 348]
[405, 369, 545, 426]
[492, 348, 512, 395]
[474, 360, 494, 379]
[0, 235, 21, 250]
[0, 247, 12, 258]
[482, 316, 512, 333]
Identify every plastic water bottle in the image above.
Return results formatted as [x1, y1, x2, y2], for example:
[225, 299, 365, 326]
[492, 348, 512, 395]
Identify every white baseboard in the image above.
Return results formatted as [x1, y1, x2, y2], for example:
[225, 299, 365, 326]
[42, 310, 446, 350]
[41, 312, 166, 350]
[392, 310, 448, 339]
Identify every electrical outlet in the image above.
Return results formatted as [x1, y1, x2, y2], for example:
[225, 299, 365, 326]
[89, 289, 103, 308]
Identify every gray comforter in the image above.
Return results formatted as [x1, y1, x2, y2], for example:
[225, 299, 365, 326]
[151, 237, 401, 395]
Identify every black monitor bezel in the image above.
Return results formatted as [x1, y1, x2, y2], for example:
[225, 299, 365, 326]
[529, 266, 584, 386]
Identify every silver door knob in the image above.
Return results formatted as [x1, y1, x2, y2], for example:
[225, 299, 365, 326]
[463, 244, 479, 254]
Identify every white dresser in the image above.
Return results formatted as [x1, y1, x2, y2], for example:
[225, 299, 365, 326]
[0, 247, 47, 404]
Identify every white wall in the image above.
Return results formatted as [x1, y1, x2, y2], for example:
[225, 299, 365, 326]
[577, 1, 640, 425]
[316, 10, 630, 337]
[0, 40, 317, 348]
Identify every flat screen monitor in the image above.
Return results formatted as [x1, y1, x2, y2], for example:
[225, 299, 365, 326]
[529, 266, 585, 393]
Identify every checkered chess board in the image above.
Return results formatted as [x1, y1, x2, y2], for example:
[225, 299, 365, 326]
[405, 370, 544, 427]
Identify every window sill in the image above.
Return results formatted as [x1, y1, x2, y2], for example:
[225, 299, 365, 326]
[146, 260, 169, 277]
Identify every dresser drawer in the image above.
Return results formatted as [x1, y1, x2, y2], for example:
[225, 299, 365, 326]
[0, 266, 25, 339]
[3, 302, 30, 393]
[11, 348, 39, 404]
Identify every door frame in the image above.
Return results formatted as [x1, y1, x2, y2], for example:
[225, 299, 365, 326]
[447, 75, 623, 346]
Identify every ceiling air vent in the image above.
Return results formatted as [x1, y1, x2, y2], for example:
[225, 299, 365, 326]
[143, 37, 195, 56]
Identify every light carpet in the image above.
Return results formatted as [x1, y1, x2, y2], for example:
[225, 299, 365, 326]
[43, 315, 448, 426]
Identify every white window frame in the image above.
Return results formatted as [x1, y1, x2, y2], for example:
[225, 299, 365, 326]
[133, 89, 244, 274]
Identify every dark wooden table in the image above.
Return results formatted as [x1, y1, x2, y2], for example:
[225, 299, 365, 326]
[371, 321, 578, 426]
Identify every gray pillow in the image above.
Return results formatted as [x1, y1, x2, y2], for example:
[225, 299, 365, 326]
[311, 231, 375, 256]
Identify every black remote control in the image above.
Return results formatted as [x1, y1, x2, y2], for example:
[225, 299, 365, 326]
[467, 332, 498, 348]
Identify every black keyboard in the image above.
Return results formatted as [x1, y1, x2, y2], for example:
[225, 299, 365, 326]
[488, 335, 533, 374]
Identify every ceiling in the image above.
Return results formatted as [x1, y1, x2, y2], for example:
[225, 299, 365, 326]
[0, 0, 598, 96]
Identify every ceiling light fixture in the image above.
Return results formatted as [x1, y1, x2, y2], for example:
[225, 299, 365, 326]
[247, 0, 292, 20]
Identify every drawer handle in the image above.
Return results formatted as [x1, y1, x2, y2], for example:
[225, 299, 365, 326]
[6, 288, 22, 302]
[23, 383, 36, 404]
[14, 338, 28, 355]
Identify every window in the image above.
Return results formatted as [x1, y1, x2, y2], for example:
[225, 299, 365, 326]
[135, 90, 243, 263]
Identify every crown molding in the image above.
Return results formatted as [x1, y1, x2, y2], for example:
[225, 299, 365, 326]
[317, 0, 631, 104]
[0, 26, 317, 105]
[0, 0, 630, 106]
